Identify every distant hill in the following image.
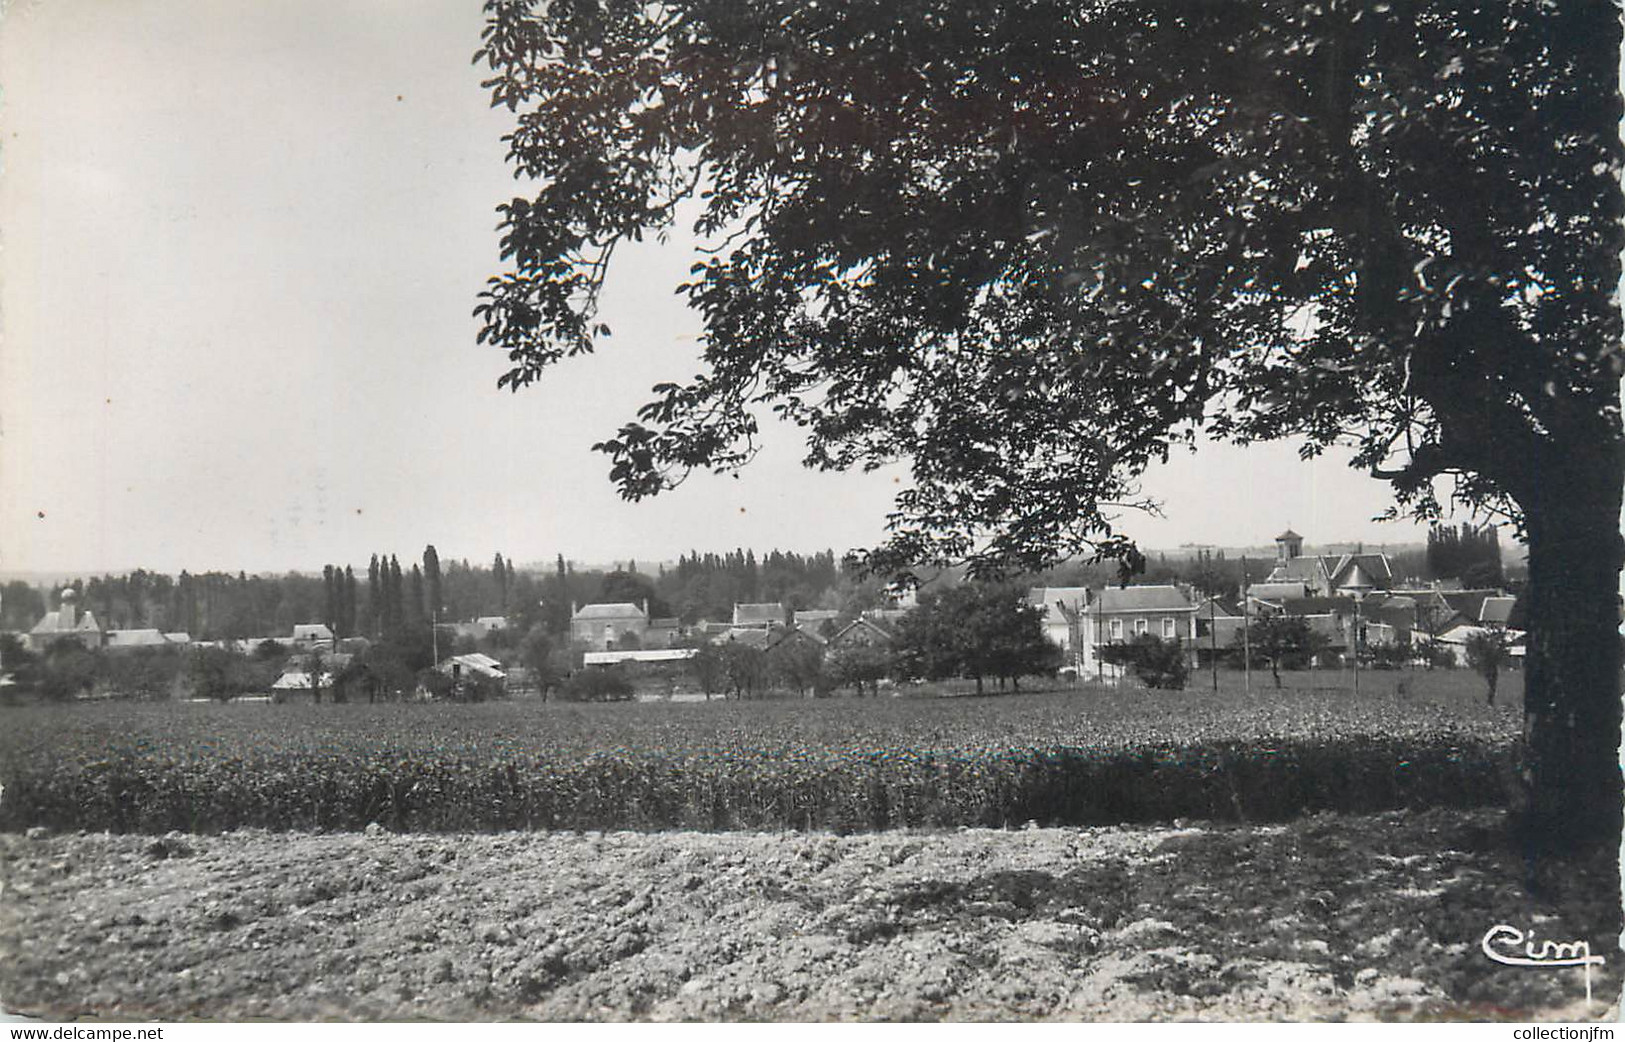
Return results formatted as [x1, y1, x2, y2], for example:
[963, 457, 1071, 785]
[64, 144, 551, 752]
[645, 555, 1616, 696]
[1163, 541, 1426, 560]
[0, 570, 86, 588]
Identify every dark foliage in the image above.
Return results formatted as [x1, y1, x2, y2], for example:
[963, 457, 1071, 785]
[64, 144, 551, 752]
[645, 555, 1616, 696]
[474, 0, 1625, 850]
[1100, 635, 1190, 690]
[1426, 523, 1505, 587]
[0, 699, 1515, 834]
[560, 667, 636, 702]
[1234, 614, 1331, 688]
[893, 584, 1057, 694]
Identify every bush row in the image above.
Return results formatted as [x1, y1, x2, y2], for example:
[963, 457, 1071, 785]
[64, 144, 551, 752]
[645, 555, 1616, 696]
[0, 735, 1513, 834]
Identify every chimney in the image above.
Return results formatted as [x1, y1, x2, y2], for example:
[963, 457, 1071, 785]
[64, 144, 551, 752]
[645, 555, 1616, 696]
[59, 588, 77, 629]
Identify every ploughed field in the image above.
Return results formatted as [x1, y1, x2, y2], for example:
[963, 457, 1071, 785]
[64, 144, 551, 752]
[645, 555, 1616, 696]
[0, 674, 1519, 834]
[3, 810, 1617, 1021]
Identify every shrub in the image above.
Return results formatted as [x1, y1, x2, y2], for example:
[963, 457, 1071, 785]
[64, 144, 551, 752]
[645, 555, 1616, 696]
[561, 667, 635, 702]
[1465, 629, 1513, 706]
[253, 640, 287, 662]
[1367, 642, 1410, 670]
[1233, 615, 1330, 687]
[101, 647, 185, 701]
[1101, 635, 1189, 690]
[824, 643, 895, 697]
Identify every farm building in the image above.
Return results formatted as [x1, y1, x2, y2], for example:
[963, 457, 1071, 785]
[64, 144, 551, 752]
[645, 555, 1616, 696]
[440, 652, 507, 686]
[28, 589, 103, 652]
[104, 629, 190, 651]
[582, 648, 698, 666]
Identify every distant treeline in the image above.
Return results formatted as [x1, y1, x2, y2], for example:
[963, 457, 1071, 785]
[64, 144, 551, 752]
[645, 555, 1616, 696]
[0, 550, 522, 641]
[1, 548, 864, 642]
[4, 535, 1489, 643]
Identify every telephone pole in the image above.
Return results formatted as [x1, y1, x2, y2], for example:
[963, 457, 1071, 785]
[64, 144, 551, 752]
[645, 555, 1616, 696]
[1240, 555, 1252, 697]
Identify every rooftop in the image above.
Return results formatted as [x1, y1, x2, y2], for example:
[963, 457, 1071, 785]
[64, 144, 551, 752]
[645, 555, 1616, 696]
[1097, 585, 1196, 612]
[572, 602, 647, 621]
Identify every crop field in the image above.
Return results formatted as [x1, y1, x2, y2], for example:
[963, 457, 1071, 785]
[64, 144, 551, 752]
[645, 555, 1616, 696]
[0, 670, 1519, 834]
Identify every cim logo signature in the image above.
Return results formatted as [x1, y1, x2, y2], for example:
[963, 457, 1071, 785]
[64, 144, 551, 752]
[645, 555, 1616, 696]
[1482, 923, 1606, 1006]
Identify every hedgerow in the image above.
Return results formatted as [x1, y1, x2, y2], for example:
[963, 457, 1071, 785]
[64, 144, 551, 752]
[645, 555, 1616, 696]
[0, 690, 1518, 834]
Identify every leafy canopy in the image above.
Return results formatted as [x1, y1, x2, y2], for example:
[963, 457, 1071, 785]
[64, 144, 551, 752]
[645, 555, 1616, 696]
[474, 0, 1622, 576]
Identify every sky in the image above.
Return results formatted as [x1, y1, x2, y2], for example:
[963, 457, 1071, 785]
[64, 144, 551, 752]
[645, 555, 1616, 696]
[0, 0, 1443, 578]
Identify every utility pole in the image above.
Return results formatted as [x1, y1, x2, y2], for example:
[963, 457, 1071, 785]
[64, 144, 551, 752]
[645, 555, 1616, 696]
[1094, 589, 1103, 684]
[432, 605, 440, 670]
[1240, 555, 1252, 697]
[1341, 575, 1373, 699]
[1352, 597, 1361, 698]
[1210, 593, 1218, 693]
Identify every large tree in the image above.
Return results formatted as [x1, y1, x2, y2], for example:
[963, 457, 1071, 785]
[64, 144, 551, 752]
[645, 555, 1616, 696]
[423, 545, 445, 622]
[475, 0, 1623, 850]
[894, 584, 1056, 693]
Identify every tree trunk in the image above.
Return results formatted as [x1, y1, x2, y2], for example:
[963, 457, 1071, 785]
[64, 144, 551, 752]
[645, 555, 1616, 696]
[1518, 466, 1624, 854]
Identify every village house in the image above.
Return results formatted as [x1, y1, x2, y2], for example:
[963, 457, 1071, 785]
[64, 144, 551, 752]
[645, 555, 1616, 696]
[713, 626, 775, 649]
[826, 616, 897, 651]
[289, 623, 335, 649]
[270, 651, 353, 701]
[450, 616, 510, 642]
[1089, 585, 1200, 665]
[645, 616, 682, 648]
[764, 624, 827, 655]
[731, 602, 788, 628]
[793, 609, 842, 637]
[1027, 584, 1200, 675]
[1025, 587, 1092, 656]
[1427, 592, 1525, 667]
[569, 601, 651, 651]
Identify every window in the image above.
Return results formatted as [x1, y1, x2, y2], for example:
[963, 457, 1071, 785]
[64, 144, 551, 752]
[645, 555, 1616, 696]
[1110, 618, 1123, 640]
[1134, 618, 1149, 635]
[1163, 617, 1176, 639]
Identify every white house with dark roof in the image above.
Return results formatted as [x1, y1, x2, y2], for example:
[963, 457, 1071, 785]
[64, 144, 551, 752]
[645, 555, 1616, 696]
[1029, 584, 1199, 675]
[1091, 585, 1200, 648]
[290, 623, 335, 647]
